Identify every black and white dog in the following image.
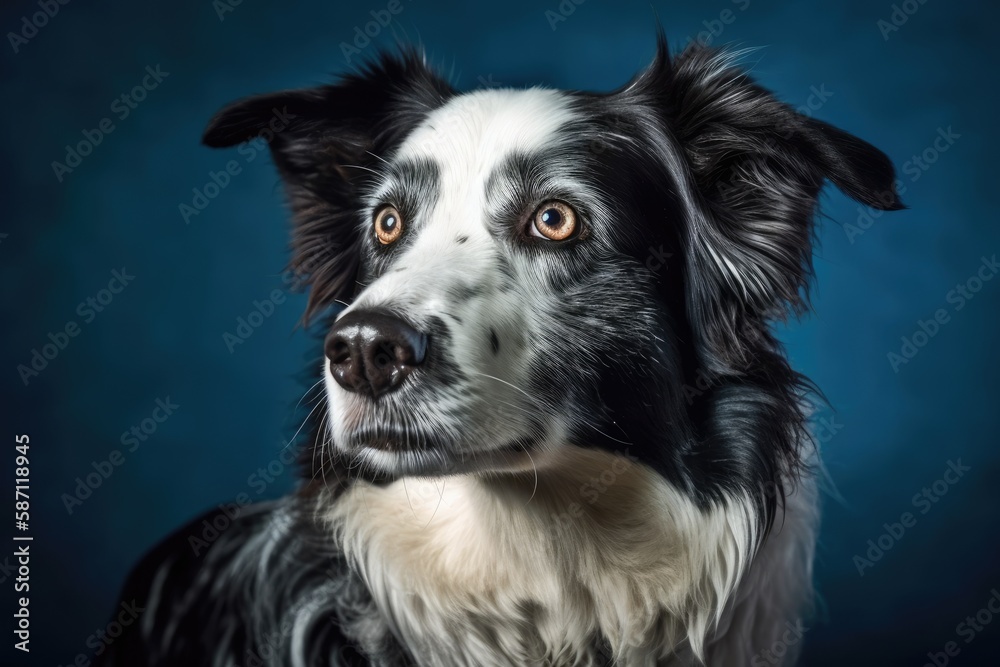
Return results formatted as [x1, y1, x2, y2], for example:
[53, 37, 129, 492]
[98, 35, 902, 666]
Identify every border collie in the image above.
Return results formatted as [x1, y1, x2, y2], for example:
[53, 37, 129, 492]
[97, 34, 902, 666]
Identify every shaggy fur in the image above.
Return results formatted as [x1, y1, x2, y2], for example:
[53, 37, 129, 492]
[96, 34, 902, 667]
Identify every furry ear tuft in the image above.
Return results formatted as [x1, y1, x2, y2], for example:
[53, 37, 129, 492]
[201, 89, 328, 148]
[797, 117, 906, 212]
[635, 42, 904, 370]
[201, 49, 453, 322]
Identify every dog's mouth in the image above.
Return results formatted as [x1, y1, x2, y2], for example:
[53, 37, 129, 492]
[342, 427, 541, 476]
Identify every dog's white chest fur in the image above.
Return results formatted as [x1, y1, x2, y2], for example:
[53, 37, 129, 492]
[324, 447, 784, 666]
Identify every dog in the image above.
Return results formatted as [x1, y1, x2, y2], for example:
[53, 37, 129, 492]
[97, 34, 902, 666]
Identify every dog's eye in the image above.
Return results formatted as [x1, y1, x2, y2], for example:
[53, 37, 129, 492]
[374, 205, 404, 245]
[530, 201, 577, 241]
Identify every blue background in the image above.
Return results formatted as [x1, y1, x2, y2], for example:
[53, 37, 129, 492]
[2, 0, 997, 665]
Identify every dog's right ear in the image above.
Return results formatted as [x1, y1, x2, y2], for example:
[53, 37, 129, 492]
[621, 36, 903, 372]
[202, 50, 453, 321]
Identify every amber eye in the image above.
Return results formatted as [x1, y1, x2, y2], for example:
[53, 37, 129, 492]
[374, 205, 404, 245]
[529, 201, 577, 241]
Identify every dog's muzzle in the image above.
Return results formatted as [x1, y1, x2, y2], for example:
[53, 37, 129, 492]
[325, 309, 428, 398]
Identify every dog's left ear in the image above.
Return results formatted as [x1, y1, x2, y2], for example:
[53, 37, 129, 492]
[630, 38, 904, 371]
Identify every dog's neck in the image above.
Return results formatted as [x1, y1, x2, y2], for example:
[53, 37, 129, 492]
[324, 446, 757, 665]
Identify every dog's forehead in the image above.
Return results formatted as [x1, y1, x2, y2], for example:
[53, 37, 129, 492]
[394, 88, 577, 183]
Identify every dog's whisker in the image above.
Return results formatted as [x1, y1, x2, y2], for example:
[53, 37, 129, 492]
[311, 425, 322, 481]
[468, 371, 535, 402]
[316, 411, 332, 489]
[294, 378, 325, 411]
[287, 397, 326, 453]
[365, 150, 391, 166]
[401, 477, 417, 522]
[338, 163, 381, 176]
[423, 479, 446, 529]
[585, 422, 634, 447]
[521, 447, 539, 508]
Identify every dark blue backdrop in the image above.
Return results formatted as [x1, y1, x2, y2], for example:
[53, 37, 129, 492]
[2, 0, 997, 665]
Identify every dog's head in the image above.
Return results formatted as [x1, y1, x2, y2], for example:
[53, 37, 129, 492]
[204, 39, 901, 498]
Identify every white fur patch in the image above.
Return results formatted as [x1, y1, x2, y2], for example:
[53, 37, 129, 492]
[320, 446, 813, 666]
[394, 87, 577, 170]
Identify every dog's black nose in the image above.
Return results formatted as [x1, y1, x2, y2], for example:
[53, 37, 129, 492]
[325, 310, 427, 398]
